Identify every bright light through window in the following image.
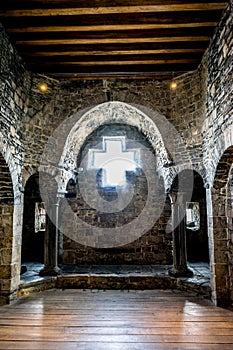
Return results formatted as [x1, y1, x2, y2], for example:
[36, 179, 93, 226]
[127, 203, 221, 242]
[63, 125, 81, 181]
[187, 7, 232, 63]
[89, 136, 140, 187]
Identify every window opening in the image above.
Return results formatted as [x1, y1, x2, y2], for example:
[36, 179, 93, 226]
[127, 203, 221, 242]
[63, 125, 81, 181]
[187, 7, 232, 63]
[88, 136, 140, 187]
[35, 202, 46, 232]
[186, 202, 200, 231]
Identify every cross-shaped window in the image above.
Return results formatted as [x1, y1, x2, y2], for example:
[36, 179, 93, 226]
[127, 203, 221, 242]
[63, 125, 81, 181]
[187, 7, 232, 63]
[88, 136, 140, 187]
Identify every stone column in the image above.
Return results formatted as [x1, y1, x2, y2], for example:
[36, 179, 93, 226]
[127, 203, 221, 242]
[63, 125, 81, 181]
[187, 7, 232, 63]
[39, 193, 64, 276]
[169, 192, 193, 277]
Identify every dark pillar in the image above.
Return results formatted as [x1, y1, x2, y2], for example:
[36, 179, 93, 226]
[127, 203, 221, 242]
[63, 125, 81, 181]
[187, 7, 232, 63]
[169, 192, 193, 277]
[39, 194, 63, 276]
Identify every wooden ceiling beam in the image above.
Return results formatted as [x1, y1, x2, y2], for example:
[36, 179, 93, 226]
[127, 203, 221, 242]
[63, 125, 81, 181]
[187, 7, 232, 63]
[0, 3, 228, 17]
[16, 36, 210, 46]
[16, 41, 208, 52]
[28, 63, 197, 74]
[21, 48, 206, 57]
[0, 0, 228, 9]
[10, 27, 215, 41]
[1, 10, 224, 28]
[7, 22, 218, 33]
[47, 72, 176, 80]
[28, 58, 199, 66]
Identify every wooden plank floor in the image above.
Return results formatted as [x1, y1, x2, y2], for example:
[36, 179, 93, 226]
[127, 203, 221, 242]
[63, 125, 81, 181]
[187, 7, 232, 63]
[0, 289, 233, 350]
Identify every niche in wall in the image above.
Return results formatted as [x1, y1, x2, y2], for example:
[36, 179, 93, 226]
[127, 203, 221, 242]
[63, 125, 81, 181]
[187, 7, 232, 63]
[21, 174, 44, 263]
[63, 123, 172, 265]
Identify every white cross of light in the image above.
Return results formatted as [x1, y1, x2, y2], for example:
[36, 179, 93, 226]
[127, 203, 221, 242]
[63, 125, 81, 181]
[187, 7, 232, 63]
[89, 136, 140, 187]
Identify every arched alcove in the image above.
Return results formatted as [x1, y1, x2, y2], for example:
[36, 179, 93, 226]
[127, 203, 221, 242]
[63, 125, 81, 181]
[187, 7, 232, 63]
[21, 173, 45, 263]
[169, 169, 209, 276]
[211, 145, 233, 306]
[61, 122, 172, 265]
[170, 170, 209, 263]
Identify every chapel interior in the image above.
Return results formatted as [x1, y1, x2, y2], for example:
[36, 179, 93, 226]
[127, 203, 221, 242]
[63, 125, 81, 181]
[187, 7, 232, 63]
[0, 1, 233, 348]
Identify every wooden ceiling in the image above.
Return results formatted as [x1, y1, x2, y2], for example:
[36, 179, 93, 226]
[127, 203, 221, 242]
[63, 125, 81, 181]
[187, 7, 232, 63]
[0, 1, 229, 80]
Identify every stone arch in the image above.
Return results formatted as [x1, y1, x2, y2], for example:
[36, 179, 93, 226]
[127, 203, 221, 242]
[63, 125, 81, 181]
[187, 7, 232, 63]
[205, 128, 233, 187]
[210, 145, 233, 305]
[38, 101, 192, 267]
[40, 101, 193, 194]
[0, 132, 21, 201]
[58, 101, 174, 190]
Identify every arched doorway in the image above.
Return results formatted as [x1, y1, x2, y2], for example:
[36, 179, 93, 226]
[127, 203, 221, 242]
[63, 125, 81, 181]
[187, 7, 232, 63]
[0, 152, 14, 305]
[168, 169, 209, 279]
[21, 174, 45, 263]
[187, 171, 209, 263]
[212, 145, 233, 306]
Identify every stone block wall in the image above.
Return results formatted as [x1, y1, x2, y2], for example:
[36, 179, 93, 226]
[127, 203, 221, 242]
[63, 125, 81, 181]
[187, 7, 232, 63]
[169, 68, 207, 171]
[0, 23, 29, 167]
[203, 2, 233, 181]
[0, 24, 29, 304]
[201, 2, 233, 305]
[24, 74, 207, 176]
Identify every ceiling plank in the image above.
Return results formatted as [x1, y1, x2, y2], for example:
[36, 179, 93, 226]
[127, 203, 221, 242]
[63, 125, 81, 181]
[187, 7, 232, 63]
[0, 0, 228, 9]
[16, 36, 210, 46]
[28, 58, 199, 66]
[28, 62, 198, 73]
[0, 3, 228, 17]
[24, 54, 203, 64]
[47, 72, 176, 80]
[1, 10, 225, 28]
[7, 22, 218, 33]
[21, 48, 206, 57]
[10, 27, 215, 41]
[16, 41, 209, 52]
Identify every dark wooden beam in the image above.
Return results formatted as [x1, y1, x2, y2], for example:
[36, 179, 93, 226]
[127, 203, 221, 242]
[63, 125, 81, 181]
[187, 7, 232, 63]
[15, 36, 210, 46]
[1, 10, 225, 28]
[17, 41, 209, 53]
[9, 27, 215, 41]
[20, 48, 205, 58]
[0, 0, 229, 10]
[0, 3, 228, 17]
[7, 22, 218, 34]
[27, 62, 198, 73]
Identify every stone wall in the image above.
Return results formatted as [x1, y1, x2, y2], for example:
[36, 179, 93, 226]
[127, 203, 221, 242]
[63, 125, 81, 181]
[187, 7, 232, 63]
[0, 24, 29, 304]
[22, 74, 208, 267]
[203, 2, 233, 184]
[169, 67, 207, 174]
[202, 2, 233, 305]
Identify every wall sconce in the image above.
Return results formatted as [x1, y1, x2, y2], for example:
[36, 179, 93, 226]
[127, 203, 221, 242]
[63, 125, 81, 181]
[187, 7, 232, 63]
[38, 82, 48, 93]
[170, 81, 177, 90]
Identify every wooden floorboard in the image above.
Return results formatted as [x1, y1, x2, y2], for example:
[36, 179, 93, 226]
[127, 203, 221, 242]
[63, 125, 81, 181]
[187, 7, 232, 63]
[0, 289, 233, 350]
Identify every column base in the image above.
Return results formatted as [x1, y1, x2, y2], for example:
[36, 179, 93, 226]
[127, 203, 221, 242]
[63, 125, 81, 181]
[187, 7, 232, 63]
[168, 266, 193, 278]
[39, 266, 62, 276]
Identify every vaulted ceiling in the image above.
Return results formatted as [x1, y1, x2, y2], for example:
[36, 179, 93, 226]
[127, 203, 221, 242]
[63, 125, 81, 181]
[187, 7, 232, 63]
[0, 1, 229, 80]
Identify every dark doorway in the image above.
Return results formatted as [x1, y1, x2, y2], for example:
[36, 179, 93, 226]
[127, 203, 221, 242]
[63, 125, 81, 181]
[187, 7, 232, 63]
[21, 174, 44, 263]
